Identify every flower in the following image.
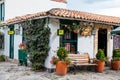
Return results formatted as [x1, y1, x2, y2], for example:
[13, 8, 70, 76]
[19, 43, 25, 49]
[50, 56, 59, 65]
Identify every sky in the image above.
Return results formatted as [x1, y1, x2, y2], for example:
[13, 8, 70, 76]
[67, 0, 120, 17]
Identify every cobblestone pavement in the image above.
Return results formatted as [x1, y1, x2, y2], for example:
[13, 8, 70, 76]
[0, 62, 120, 80]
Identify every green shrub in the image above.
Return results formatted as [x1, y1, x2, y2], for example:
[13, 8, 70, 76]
[112, 49, 120, 61]
[52, 56, 59, 65]
[96, 49, 106, 61]
[23, 19, 50, 70]
[0, 55, 5, 62]
[113, 57, 120, 61]
[57, 47, 68, 60]
[32, 63, 43, 71]
[52, 47, 71, 65]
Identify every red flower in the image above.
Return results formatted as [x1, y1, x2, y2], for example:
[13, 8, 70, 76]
[50, 60, 53, 64]
[19, 43, 25, 49]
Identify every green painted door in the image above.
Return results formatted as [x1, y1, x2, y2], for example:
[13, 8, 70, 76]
[9, 25, 14, 59]
[60, 26, 78, 54]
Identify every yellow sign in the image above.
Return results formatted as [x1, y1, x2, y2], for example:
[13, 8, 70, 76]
[8, 31, 14, 35]
[57, 29, 64, 36]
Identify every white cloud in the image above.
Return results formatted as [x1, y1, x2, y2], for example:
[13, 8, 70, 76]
[95, 8, 120, 17]
[82, 0, 109, 4]
[67, 0, 120, 17]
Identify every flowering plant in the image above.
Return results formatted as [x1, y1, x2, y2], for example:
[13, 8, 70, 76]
[50, 47, 71, 65]
[19, 43, 25, 49]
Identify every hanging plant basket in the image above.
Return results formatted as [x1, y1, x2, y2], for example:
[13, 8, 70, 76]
[73, 29, 80, 34]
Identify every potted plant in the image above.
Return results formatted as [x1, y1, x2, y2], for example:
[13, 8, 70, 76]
[52, 47, 71, 75]
[0, 55, 5, 62]
[111, 49, 120, 70]
[95, 49, 106, 72]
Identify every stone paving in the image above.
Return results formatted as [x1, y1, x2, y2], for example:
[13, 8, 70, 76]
[0, 62, 120, 80]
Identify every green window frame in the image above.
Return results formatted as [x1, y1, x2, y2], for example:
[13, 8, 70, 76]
[0, 2, 5, 21]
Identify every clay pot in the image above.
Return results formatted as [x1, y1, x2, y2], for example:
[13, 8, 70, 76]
[96, 60, 105, 73]
[56, 61, 67, 76]
[111, 60, 120, 70]
[19, 43, 25, 49]
[20, 46, 25, 49]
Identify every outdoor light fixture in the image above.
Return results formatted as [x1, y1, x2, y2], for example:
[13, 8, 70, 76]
[89, 22, 94, 26]
[15, 29, 20, 35]
[90, 22, 96, 35]
[111, 34, 115, 39]
[15, 24, 21, 35]
[3, 26, 8, 29]
[91, 29, 96, 35]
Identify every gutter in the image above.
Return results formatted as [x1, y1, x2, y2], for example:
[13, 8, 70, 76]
[48, 15, 120, 26]
[0, 16, 48, 26]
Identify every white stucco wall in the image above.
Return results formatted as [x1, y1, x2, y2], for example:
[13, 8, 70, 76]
[45, 18, 60, 69]
[14, 24, 22, 59]
[4, 26, 9, 57]
[108, 33, 113, 60]
[5, 0, 66, 20]
[78, 35, 94, 58]
[109, 38, 113, 60]
[3, 24, 22, 59]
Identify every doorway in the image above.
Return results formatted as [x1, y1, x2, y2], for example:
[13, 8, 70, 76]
[98, 28, 107, 56]
[60, 27, 77, 54]
[9, 25, 14, 59]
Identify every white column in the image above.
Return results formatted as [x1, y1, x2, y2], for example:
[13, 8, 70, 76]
[45, 18, 60, 69]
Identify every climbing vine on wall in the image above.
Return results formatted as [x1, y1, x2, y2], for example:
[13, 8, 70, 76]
[22, 18, 50, 70]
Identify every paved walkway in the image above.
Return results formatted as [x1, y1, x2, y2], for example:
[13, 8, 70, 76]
[0, 62, 120, 80]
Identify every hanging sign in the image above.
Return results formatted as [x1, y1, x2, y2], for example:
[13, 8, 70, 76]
[8, 31, 14, 35]
[57, 29, 64, 36]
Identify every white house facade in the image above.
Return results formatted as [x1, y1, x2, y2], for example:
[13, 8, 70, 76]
[1, 8, 120, 69]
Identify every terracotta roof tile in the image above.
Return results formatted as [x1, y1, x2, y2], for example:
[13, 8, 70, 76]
[2, 11, 47, 25]
[51, 0, 67, 3]
[2, 8, 120, 25]
[49, 8, 120, 24]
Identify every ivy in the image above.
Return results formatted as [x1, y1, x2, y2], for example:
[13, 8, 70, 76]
[22, 19, 50, 70]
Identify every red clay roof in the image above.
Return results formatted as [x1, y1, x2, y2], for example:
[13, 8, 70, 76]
[2, 8, 120, 25]
[51, 0, 67, 3]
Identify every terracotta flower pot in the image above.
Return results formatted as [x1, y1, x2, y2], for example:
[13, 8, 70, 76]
[19, 43, 25, 49]
[96, 60, 105, 73]
[20, 46, 25, 49]
[56, 61, 67, 76]
[111, 60, 120, 70]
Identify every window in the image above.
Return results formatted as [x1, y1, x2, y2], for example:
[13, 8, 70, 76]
[0, 2, 5, 21]
[113, 35, 120, 49]
[0, 33, 4, 49]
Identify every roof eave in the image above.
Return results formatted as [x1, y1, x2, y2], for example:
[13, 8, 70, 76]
[1, 16, 48, 26]
[48, 16, 120, 26]
[1, 15, 120, 27]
